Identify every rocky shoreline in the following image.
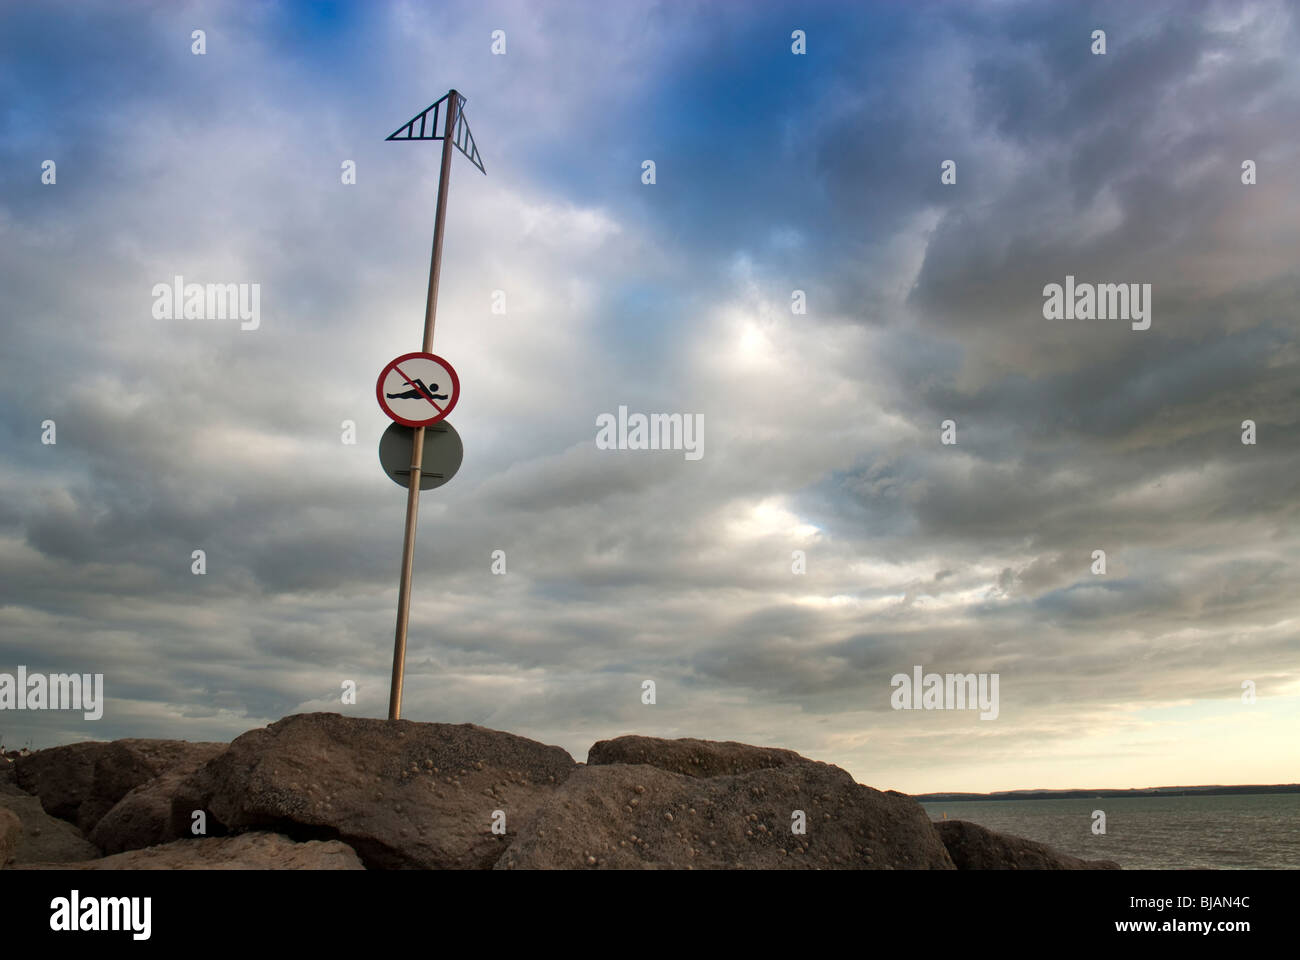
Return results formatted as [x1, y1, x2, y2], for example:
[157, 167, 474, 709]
[1, 713, 1119, 870]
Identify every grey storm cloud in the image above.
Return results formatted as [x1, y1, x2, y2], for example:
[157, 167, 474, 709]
[0, 0, 1296, 792]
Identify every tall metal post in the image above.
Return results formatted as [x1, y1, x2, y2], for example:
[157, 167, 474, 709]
[388, 90, 459, 721]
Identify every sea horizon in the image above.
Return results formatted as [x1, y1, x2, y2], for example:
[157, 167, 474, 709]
[913, 783, 1300, 801]
[919, 793, 1300, 870]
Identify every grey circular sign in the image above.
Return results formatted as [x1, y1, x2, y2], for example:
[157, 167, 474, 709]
[379, 420, 463, 490]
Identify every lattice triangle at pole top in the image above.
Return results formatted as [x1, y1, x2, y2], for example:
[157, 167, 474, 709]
[386, 91, 486, 174]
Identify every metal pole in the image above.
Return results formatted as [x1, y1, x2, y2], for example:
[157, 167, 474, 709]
[422, 90, 459, 352]
[388, 90, 460, 721]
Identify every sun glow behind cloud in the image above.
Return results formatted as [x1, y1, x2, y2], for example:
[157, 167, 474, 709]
[0, 0, 1295, 796]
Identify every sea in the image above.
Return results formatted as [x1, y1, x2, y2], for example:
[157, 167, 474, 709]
[918, 793, 1300, 869]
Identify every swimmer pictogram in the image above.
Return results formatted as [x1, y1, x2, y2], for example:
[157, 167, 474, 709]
[375, 352, 460, 427]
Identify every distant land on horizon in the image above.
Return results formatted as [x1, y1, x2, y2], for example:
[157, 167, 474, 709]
[913, 784, 1300, 802]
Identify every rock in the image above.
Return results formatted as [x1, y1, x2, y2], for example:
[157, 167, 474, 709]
[0, 790, 100, 865]
[12, 831, 364, 870]
[15, 739, 225, 834]
[496, 758, 955, 870]
[934, 819, 1121, 869]
[588, 735, 811, 778]
[15, 721, 1130, 871]
[91, 752, 224, 855]
[170, 712, 576, 869]
[0, 807, 20, 866]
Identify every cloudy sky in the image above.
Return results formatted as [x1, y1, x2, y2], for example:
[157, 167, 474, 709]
[1, 0, 1296, 793]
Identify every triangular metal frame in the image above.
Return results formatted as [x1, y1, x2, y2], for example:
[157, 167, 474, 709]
[386, 92, 486, 174]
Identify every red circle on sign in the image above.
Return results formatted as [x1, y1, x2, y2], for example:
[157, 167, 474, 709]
[376, 352, 461, 427]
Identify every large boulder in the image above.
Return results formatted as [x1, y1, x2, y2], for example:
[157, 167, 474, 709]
[169, 712, 576, 869]
[14, 739, 225, 833]
[91, 751, 225, 855]
[12, 831, 364, 870]
[934, 819, 1121, 869]
[497, 737, 955, 870]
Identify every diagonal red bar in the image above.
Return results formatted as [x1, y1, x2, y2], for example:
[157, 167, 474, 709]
[391, 361, 447, 414]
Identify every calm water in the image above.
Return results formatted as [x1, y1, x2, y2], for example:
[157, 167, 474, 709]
[918, 794, 1300, 869]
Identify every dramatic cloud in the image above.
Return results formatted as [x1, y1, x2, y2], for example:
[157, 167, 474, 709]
[0, 0, 1295, 792]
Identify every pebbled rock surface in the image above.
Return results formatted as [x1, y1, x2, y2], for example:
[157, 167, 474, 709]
[169, 712, 576, 869]
[498, 737, 955, 870]
[8, 722, 1127, 870]
[12, 831, 364, 870]
[588, 735, 811, 778]
[935, 819, 1121, 869]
